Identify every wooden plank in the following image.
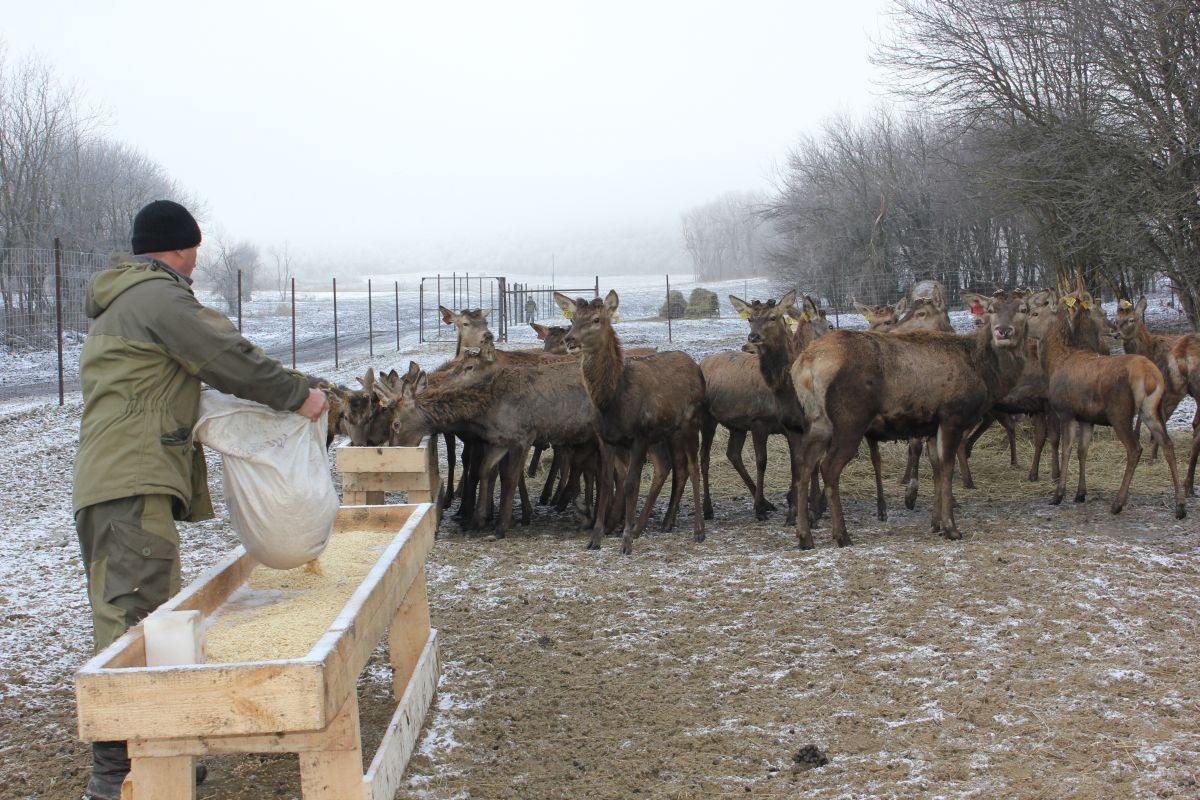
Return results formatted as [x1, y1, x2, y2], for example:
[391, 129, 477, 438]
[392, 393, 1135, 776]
[128, 689, 361, 757]
[389, 572, 431, 697]
[342, 490, 371, 505]
[316, 505, 435, 723]
[343, 472, 431, 492]
[364, 631, 440, 800]
[77, 660, 325, 741]
[130, 754, 195, 800]
[337, 445, 428, 475]
[299, 696, 365, 800]
[334, 504, 415, 532]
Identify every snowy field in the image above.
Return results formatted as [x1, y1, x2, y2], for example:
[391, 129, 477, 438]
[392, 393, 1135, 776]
[0, 277, 1198, 798]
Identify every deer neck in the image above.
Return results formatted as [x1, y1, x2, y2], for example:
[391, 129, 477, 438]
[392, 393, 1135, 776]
[971, 326, 1024, 400]
[1122, 321, 1153, 356]
[1040, 313, 1077, 375]
[579, 326, 625, 410]
[416, 378, 492, 431]
[758, 332, 797, 393]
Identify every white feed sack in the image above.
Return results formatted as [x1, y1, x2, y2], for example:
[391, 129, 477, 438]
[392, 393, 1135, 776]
[194, 391, 337, 569]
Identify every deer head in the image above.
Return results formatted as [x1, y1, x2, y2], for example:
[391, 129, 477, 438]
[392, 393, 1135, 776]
[531, 322, 570, 354]
[555, 291, 618, 354]
[440, 305, 493, 348]
[854, 300, 900, 332]
[729, 289, 797, 354]
[1114, 296, 1147, 341]
[961, 290, 1029, 350]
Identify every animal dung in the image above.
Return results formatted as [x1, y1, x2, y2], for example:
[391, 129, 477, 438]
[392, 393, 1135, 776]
[204, 530, 395, 663]
[792, 744, 829, 769]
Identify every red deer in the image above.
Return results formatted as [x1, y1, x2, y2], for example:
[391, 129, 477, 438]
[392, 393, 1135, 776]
[1114, 297, 1199, 474]
[854, 300, 900, 332]
[728, 292, 836, 523]
[555, 290, 706, 554]
[1043, 289, 1186, 517]
[790, 291, 1032, 548]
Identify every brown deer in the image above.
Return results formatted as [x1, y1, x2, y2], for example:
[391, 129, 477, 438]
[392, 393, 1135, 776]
[728, 292, 838, 523]
[854, 300, 900, 332]
[1114, 297, 1198, 468]
[555, 290, 706, 554]
[1043, 289, 1186, 518]
[342, 367, 399, 446]
[790, 291, 1032, 548]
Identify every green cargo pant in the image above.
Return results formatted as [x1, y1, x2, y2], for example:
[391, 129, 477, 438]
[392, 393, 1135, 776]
[75, 495, 181, 654]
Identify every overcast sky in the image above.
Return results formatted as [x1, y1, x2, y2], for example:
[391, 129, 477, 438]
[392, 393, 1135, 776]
[6, 0, 892, 261]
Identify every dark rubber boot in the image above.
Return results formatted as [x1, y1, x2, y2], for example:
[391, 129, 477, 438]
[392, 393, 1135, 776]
[85, 741, 207, 798]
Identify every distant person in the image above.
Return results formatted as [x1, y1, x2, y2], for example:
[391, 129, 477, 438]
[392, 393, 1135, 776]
[72, 200, 328, 800]
[524, 297, 537, 323]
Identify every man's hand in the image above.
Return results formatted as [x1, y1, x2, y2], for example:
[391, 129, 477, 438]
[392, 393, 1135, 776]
[297, 388, 329, 421]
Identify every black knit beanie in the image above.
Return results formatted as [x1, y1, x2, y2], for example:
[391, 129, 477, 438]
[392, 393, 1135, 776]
[131, 200, 202, 255]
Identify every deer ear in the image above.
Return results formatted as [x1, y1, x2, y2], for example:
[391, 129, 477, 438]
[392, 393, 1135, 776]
[853, 301, 871, 316]
[930, 285, 946, 310]
[729, 295, 750, 319]
[531, 322, 548, 340]
[604, 290, 620, 312]
[779, 289, 797, 311]
[1135, 296, 1147, 318]
[480, 307, 491, 320]
[895, 297, 908, 315]
[406, 361, 421, 381]
[361, 368, 375, 392]
[439, 305, 454, 325]
[553, 292, 575, 318]
[804, 295, 819, 315]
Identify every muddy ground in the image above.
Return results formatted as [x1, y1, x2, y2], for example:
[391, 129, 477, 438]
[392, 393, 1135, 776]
[1, 401, 1198, 799]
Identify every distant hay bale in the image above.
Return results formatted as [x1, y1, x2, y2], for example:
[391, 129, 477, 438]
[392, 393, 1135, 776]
[658, 290, 687, 319]
[685, 288, 720, 318]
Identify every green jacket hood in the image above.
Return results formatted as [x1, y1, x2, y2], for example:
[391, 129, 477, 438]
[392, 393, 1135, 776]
[86, 259, 186, 318]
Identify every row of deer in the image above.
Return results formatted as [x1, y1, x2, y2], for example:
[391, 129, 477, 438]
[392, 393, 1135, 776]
[320, 283, 1196, 552]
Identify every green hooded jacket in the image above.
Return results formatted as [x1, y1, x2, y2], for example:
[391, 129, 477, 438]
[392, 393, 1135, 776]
[72, 258, 310, 519]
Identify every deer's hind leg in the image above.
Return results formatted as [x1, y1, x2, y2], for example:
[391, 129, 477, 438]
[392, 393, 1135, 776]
[904, 437, 922, 509]
[700, 414, 717, 520]
[1074, 422, 1095, 504]
[1109, 417, 1142, 515]
[867, 438, 887, 521]
[1140, 401, 1186, 518]
[819, 431, 860, 548]
[1052, 417, 1076, 506]
[750, 428, 776, 519]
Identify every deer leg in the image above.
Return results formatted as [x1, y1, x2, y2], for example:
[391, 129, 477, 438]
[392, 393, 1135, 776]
[820, 435, 859, 548]
[685, 428, 705, 542]
[441, 433, 457, 510]
[700, 415, 716, 520]
[619, 440, 650, 555]
[496, 447, 526, 537]
[792, 429, 827, 550]
[1140, 399, 1186, 519]
[662, 440, 690, 532]
[1074, 422, 1094, 503]
[551, 448, 575, 509]
[935, 427, 966, 539]
[456, 438, 479, 521]
[539, 446, 563, 505]
[998, 412, 1019, 466]
[1048, 414, 1061, 483]
[867, 438, 887, 521]
[472, 447, 508, 534]
[587, 444, 615, 549]
[517, 470, 532, 526]
[1187, 411, 1199, 498]
[751, 428, 775, 518]
[636, 443, 671, 537]
[723, 429, 759, 514]
[904, 438, 923, 510]
[964, 414, 993, 459]
[606, 450, 630, 534]
[1029, 413, 1047, 482]
[1052, 418, 1075, 506]
[528, 444, 544, 478]
[956, 438, 975, 490]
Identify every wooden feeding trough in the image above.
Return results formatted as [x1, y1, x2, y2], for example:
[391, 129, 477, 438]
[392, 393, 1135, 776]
[337, 436, 441, 514]
[75, 503, 439, 800]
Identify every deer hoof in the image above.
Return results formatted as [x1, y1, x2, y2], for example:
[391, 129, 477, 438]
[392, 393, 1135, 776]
[693, 532, 706, 543]
[961, 478, 976, 490]
[1110, 502, 1123, 515]
[944, 528, 962, 541]
[1050, 492, 1064, 506]
[586, 541, 601, 551]
[755, 509, 768, 522]
[703, 508, 714, 520]
[620, 544, 633, 555]
[1027, 471, 1039, 482]
[1074, 493, 1086, 503]
[836, 536, 852, 548]
[1175, 504, 1187, 519]
[797, 539, 815, 551]
[877, 507, 887, 522]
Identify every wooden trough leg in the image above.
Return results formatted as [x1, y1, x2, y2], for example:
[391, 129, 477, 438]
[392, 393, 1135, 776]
[389, 571, 431, 695]
[130, 754, 196, 800]
[299, 696, 365, 800]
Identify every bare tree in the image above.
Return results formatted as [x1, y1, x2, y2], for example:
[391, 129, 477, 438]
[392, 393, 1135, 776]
[681, 191, 771, 280]
[198, 236, 260, 314]
[267, 242, 292, 301]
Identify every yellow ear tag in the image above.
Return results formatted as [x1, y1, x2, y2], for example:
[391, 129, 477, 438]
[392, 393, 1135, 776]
[1082, 300, 1091, 310]
[801, 312, 810, 322]
[863, 311, 872, 321]
[1063, 297, 1076, 307]
[1119, 299, 1132, 309]
[562, 309, 573, 320]
[787, 319, 799, 333]
[739, 310, 749, 320]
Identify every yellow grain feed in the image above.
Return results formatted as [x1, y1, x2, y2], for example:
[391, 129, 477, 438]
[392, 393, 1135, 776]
[204, 530, 396, 663]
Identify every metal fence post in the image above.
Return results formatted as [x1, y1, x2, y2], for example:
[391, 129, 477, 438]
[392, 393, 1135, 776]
[290, 277, 296, 369]
[368, 278, 374, 360]
[594, 275, 599, 298]
[237, 269, 243, 333]
[54, 238, 64, 406]
[333, 277, 339, 369]
[395, 280, 400, 351]
[419, 279, 424, 343]
[666, 274, 672, 343]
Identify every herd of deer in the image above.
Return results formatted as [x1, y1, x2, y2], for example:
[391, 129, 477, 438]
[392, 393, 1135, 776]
[317, 281, 1198, 553]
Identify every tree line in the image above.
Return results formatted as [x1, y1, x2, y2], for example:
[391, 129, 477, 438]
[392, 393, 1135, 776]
[683, 0, 1199, 328]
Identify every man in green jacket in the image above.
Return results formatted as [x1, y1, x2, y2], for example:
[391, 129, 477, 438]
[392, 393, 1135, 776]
[73, 200, 328, 800]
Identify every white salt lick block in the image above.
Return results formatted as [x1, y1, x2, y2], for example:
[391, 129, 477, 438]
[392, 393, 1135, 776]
[144, 610, 205, 666]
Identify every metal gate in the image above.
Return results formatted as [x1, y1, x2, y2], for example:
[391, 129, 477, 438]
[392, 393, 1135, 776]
[418, 274, 508, 343]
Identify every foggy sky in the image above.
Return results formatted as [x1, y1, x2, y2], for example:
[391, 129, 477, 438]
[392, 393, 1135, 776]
[5, 0, 890, 263]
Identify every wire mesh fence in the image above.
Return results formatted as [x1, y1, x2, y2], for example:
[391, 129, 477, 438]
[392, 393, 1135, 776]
[1, 246, 108, 352]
